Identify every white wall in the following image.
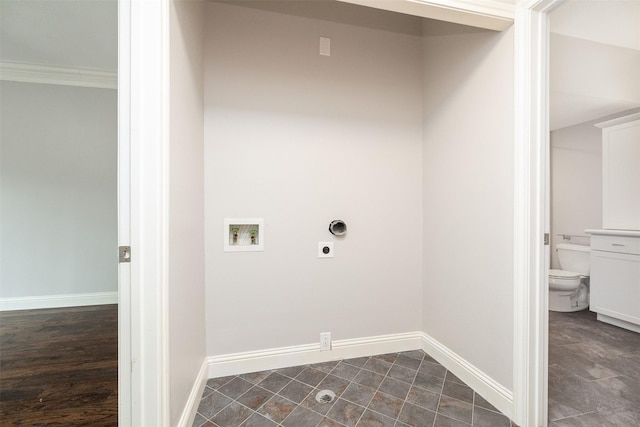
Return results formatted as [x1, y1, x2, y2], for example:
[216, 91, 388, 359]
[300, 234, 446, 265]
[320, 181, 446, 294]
[169, 0, 206, 424]
[0, 81, 117, 300]
[204, 2, 424, 356]
[421, 21, 515, 390]
[549, 121, 602, 268]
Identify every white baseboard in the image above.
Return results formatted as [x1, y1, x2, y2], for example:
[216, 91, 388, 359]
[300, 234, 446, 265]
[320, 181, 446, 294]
[177, 358, 209, 427]
[208, 332, 423, 378]
[203, 331, 515, 425]
[596, 313, 640, 333]
[206, 331, 513, 421]
[0, 291, 118, 311]
[419, 332, 514, 419]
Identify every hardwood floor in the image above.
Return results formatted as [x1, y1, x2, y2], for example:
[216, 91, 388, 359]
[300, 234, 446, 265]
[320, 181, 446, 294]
[0, 305, 117, 426]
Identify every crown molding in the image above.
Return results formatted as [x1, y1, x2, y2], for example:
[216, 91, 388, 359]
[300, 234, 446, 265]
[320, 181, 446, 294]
[337, 0, 514, 31]
[0, 61, 117, 89]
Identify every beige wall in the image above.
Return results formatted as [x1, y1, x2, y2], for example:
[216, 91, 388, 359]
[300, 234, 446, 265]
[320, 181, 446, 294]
[549, 108, 640, 268]
[201, 0, 517, 400]
[421, 21, 515, 390]
[550, 121, 602, 268]
[169, 0, 206, 424]
[203, 1, 424, 356]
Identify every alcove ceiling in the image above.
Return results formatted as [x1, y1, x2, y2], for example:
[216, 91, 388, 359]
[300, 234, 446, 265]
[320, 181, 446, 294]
[1, 0, 638, 131]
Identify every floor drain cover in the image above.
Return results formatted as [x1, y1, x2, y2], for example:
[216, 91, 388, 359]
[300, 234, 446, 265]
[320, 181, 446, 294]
[315, 389, 336, 404]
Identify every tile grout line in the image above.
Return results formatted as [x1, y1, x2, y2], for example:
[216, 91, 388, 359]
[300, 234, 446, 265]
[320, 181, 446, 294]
[279, 365, 331, 426]
[550, 410, 597, 423]
[237, 373, 290, 426]
[354, 352, 428, 426]
[431, 368, 445, 427]
[392, 352, 424, 427]
[309, 366, 343, 427]
[197, 376, 240, 424]
[318, 360, 365, 427]
[215, 370, 301, 426]
[326, 357, 373, 426]
[352, 355, 393, 427]
[227, 374, 279, 426]
[370, 353, 420, 424]
[317, 353, 426, 426]
[471, 390, 475, 427]
[312, 355, 401, 426]
[289, 361, 344, 426]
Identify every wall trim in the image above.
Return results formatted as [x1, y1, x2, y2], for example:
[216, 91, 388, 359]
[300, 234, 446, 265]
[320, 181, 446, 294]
[336, 0, 514, 31]
[513, 1, 562, 426]
[128, 0, 172, 423]
[206, 332, 514, 422]
[419, 332, 514, 420]
[0, 61, 117, 89]
[208, 332, 423, 378]
[177, 359, 209, 427]
[0, 291, 118, 311]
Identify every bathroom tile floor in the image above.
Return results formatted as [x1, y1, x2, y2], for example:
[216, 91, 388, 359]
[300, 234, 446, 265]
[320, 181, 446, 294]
[549, 309, 640, 426]
[193, 350, 516, 427]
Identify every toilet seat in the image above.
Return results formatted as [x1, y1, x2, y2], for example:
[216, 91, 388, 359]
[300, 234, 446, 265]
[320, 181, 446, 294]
[549, 269, 580, 279]
[549, 269, 581, 291]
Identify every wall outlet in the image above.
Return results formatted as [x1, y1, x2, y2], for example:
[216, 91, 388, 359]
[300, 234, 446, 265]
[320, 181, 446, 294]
[318, 242, 334, 258]
[320, 37, 331, 56]
[320, 332, 332, 351]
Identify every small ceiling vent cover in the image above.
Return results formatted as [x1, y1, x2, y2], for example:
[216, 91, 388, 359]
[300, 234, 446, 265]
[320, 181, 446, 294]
[315, 389, 336, 404]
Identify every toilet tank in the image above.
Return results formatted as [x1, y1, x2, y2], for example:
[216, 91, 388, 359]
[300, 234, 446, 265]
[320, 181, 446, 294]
[557, 243, 590, 275]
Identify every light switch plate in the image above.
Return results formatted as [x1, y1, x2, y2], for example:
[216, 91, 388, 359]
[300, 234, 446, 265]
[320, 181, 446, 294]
[320, 37, 330, 56]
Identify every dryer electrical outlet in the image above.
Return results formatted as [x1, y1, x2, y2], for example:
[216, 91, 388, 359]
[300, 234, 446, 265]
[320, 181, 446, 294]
[318, 242, 334, 258]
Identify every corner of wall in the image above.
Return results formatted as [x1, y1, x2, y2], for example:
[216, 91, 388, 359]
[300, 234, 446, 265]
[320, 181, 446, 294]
[168, 0, 207, 424]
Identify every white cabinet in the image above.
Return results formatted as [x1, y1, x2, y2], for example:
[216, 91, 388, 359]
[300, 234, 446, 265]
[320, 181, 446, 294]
[596, 114, 640, 231]
[588, 230, 640, 333]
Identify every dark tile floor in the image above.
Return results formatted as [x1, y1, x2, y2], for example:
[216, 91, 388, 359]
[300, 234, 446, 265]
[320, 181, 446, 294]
[549, 309, 640, 426]
[194, 350, 515, 427]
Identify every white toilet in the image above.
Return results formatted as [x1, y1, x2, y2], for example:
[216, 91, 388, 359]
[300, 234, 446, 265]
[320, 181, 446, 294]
[549, 243, 590, 312]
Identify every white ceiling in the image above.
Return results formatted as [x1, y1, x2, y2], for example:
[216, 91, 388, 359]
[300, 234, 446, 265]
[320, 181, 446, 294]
[0, 0, 117, 72]
[551, 0, 640, 51]
[550, 0, 640, 130]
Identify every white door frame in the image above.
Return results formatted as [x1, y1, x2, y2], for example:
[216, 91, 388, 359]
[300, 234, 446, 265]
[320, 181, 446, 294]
[120, 0, 171, 425]
[513, 0, 562, 426]
[118, 0, 132, 424]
